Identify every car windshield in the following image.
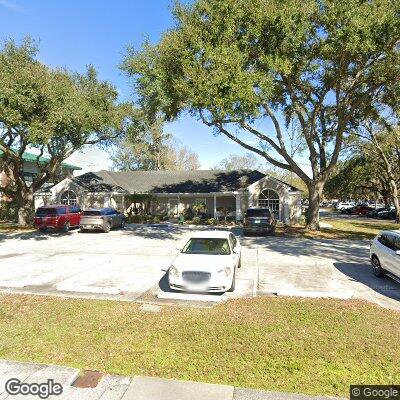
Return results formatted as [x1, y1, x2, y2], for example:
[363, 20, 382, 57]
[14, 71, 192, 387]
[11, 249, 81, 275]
[182, 238, 231, 255]
[83, 210, 102, 216]
[246, 209, 271, 218]
[35, 208, 57, 217]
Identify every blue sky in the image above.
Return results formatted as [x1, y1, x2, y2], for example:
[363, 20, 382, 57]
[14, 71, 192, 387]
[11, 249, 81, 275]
[0, 0, 256, 173]
[0, 0, 312, 175]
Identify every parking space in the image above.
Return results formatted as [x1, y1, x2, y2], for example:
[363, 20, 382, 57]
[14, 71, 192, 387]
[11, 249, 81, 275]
[0, 224, 400, 309]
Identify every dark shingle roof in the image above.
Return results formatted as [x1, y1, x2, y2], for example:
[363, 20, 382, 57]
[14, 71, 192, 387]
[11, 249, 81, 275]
[71, 170, 274, 194]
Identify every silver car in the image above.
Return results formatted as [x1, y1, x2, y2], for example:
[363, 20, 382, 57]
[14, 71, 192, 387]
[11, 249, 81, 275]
[80, 208, 125, 233]
[370, 230, 400, 280]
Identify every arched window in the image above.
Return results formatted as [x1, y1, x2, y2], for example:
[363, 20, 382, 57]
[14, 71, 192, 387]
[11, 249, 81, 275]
[258, 189, 280, 217]
[60, 190, 77, 206]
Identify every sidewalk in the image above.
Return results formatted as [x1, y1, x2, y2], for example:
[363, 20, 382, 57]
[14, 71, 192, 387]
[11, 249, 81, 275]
[0, 360, 345, 400]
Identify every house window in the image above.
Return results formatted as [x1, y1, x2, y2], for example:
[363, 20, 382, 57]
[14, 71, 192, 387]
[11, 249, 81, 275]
[60, 190, 77, 206]
[258, 189, 280, 218]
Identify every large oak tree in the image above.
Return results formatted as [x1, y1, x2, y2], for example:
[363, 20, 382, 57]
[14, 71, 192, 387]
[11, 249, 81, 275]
[0, 39, 130, 225]
[123, 0, 400, 229]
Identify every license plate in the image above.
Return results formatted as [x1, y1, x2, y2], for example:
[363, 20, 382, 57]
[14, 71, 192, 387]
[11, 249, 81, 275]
[254, 220, 261, 224]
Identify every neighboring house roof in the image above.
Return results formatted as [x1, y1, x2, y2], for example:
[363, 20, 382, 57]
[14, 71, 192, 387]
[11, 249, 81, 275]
[69, 169, 300, 194]
[0, 150, 81, 171]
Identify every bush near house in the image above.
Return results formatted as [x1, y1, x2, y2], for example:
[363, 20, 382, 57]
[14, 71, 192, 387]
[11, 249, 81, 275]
[182, 207, 195, 221]
[191, 216, 202, 225]
[0, 204, 17, 222]
[192, 200, 207, 217]
[127, 214, 168, 224]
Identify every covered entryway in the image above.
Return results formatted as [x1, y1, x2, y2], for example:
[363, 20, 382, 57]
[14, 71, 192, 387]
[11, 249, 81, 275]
[257, 189, 280, 219]
[212, 194, 237, 221]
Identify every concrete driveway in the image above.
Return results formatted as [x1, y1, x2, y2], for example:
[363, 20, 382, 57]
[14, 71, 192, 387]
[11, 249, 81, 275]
[0, 224, 399, 309]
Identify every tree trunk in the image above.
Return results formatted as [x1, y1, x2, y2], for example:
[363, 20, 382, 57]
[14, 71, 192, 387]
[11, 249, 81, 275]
[16, 190, 34, 227]
[389, 179, 400, 223]
[382, 192, 390, 209]
[306, 181, 324, 230]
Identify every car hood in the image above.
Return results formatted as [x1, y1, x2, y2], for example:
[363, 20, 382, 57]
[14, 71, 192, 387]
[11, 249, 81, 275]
[172, 253, 232, 272]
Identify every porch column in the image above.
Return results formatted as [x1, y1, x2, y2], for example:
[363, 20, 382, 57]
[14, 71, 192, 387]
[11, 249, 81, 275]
[178, 195, 181, 215]
[213, 195, 217, 219]
[235, 193, 242, 222]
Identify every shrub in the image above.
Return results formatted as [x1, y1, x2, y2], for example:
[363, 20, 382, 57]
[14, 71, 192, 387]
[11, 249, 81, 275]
[182, 207, 194, 220]
[192, 216, 201, 225]
[128, 215, 144, 223]
[0, 203, 18, 222]
[153, 216, 161, 223]
[207, 218, 218, 225]
[192, 200, 206, 216]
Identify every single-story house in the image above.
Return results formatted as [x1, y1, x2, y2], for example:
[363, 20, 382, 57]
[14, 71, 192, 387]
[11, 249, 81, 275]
[34, 169, 302, 224]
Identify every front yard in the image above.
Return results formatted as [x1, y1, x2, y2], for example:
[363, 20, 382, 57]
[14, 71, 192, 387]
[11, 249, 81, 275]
[0, 295, 399, 397]
[276, 217, 400, 240]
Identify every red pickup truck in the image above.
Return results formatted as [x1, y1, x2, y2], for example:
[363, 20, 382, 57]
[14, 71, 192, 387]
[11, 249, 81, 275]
[34, 205, 81, 232]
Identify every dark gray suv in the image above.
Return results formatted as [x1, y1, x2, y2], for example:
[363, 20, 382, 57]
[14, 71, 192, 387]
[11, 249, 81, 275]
[243, 208, 276, 235]
[80, 208, 125, 233]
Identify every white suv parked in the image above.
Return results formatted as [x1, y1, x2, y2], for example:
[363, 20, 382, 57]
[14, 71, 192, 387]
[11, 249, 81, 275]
[370, 230, 400, 279]
[336, 202, 355, 210]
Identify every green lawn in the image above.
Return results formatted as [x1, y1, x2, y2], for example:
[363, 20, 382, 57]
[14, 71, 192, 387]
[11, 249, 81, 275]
[276, 218, 399, 240]
[322, 218, 400, 239]
[0, 295, 399, 397]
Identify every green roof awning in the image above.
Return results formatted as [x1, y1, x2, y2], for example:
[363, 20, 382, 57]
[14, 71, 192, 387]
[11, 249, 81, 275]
[0, 150, 82, 170]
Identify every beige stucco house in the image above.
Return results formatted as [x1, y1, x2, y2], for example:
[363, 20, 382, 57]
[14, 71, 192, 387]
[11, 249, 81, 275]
[34, 169, 302, 224]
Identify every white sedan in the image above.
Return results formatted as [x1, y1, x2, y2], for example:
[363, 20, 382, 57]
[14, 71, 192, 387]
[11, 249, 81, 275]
[168, 231, 241, 293]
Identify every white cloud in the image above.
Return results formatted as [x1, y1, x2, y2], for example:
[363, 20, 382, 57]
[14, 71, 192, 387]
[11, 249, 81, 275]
[0, 0, 27, 14]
